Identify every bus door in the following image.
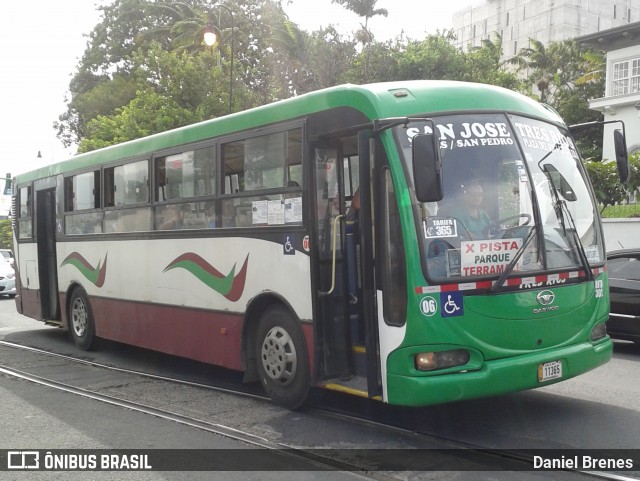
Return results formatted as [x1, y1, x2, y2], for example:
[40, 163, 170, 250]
[36, 188, 59, 320]
[312, 132, 381, 398]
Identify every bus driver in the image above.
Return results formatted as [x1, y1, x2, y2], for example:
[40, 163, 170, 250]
[450, 180, 491, 240]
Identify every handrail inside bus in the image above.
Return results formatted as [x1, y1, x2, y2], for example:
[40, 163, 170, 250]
[319, 214, 345, 297]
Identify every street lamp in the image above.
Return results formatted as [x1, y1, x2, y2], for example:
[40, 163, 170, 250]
[204, 3, 234, 114]
[203, 22, 219, 48]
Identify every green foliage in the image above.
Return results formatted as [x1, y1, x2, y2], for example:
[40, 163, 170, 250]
[78, 44, 233, 152]
[0, 220, 11, 250]
[55, 0, 606, 162]
[394, 32, 466, 81]
[79, 88, 200, 152]
[584, 160, 627, 211]
[57, 0, 293, 148]
[465, 33, 523, 89]
[331, 0, 388, 20]
[271, 24, 356, 95]
[584, 153, 640, 217]
[625, 152, 640, 197]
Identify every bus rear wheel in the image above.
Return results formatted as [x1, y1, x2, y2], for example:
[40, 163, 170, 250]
[69, 287, 96, 351]
[255, 306, 309, 409]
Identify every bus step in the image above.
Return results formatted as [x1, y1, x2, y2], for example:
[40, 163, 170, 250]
[321, 375, 369, 398]
[44, 319, 63, 327]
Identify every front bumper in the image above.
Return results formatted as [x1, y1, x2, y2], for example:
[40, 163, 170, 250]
[386, 339, 612, 406]
[0, 277, 16, 296]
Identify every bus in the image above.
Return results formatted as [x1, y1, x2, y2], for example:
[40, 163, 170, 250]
[12, 81, 628, 409]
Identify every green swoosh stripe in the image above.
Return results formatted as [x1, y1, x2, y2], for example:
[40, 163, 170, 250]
[164, 259, 236, 296]
[61, 252, 108, 287]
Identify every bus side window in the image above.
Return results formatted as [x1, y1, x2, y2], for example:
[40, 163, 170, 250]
[104, 168, 115, 207]
[221, 199, 237, 227]
[381, 169, 407, 326]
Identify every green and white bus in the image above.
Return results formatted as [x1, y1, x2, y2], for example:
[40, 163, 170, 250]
[12, 81, 627, 408]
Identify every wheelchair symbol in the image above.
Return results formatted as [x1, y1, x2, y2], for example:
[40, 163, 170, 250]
[439, 292, 463, 318]
[443, 295, 460, 315]
[283, 235, 296, 255]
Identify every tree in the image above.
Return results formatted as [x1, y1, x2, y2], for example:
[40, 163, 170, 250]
[0, 220, 11, 250]
[56, 0, 604, 163]
[331, 0, 388, 82]
[624, 153, 640, 203]
[55, 0, 162, 147]
[138, 1, 209, 53]
[56, 0, 294, 149]
[269, 18, 312, 95]
[465, 33, 523, 90]
[508, 38, 559, 103]
[78, 44, 229, 152]
[394, 32, 467, 81]
[299, 26, 357, 92]
[584, 160, 629, 212]
[331, 0, 388, 39]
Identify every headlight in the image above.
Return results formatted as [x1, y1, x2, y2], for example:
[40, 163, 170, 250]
[415, 349, 470, 372]
[590, 323, 607, 341]
[6, 272, 14, 279]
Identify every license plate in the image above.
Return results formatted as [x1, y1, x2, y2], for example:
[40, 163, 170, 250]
[538, 360, 562, 382]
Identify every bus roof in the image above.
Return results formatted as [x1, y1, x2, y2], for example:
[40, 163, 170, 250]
[15, 80, 562, 184]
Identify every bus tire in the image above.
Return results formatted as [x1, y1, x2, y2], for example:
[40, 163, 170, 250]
[255, 306, 309, 409]
[68, 287, 96, 351]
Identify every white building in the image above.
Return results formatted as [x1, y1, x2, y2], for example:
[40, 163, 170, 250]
[453, 0, 639, 58]
[577, 21, 640, 160]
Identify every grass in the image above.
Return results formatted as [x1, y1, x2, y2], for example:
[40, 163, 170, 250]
[600, 203, 640, 218]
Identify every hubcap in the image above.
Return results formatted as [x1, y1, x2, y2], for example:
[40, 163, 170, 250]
[71, 298, 87, 337]
[260, 326, 297, 385]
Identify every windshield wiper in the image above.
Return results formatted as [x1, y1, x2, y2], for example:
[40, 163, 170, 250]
[557, 198, 594, 281]
[538, 158, 593, 282]
[489, 226, 537, 292]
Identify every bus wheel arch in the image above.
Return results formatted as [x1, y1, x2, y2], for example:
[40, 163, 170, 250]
[244, 296, 310, 409]
[67, 284, 97, 351]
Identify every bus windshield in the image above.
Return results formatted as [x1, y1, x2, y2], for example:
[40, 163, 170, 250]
[397, 113, 603, 285]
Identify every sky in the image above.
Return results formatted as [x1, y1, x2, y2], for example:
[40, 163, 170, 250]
[0, 0, 482, 177]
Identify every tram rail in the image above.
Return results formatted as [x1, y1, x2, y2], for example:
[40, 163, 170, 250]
[0, 339, 638, 480]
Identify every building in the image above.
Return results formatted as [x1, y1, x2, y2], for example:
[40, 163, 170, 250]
[577, 21, 640, 159]
[453, 0, 638, 59]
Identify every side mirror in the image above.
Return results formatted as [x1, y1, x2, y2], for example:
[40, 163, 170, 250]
[412, 134, 443, 203]
[614, 129, 629, 183]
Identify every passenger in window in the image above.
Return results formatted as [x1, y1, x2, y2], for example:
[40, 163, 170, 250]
[222, 201, 236, 227]
[450, 180, 491, 240]
[346, 188, 360, 229]
[346, 188, 360, 305]
[159, 204, 187, 230]
[205, 201, 217, 228]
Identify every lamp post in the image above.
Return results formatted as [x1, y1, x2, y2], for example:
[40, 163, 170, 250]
[204, 3, 234, 114]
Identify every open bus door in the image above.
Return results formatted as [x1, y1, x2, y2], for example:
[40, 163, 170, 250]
[36, 188, 59, 320]
[311, 131, 382, 399]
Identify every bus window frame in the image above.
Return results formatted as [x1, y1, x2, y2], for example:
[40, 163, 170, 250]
[219, 122, 304, 229]
[152, 138, 218, 204]
[16, 184, 34, 240]
[220, 121, 304, 194]
[62, 168, 103, 236]
[63, 169, 101, 213]
[103, 158, 150, 209]
[100, 156, 151, 234]
[379, 166, 408, 327]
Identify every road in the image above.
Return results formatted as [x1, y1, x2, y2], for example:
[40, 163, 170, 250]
[0, 298, 363, 480]
[1, 296, 639, 479]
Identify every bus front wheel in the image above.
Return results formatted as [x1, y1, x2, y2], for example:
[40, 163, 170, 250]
[255, 306, 309, 409]
[69, 287, 96, 351]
